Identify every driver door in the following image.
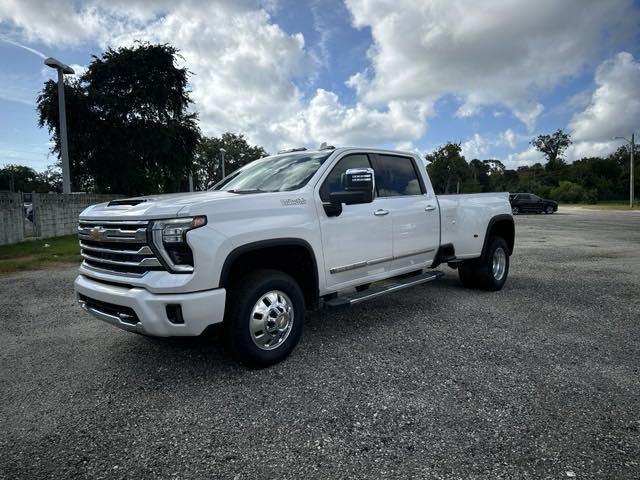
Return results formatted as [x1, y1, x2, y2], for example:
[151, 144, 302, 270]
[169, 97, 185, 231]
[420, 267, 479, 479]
[316, 153, 394, 291]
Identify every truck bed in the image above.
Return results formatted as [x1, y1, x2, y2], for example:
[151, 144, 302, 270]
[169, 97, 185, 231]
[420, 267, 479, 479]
[437, 192, 511, 259]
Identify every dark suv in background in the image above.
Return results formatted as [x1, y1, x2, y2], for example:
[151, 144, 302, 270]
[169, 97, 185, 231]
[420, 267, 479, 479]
[509, 193, 558, 215]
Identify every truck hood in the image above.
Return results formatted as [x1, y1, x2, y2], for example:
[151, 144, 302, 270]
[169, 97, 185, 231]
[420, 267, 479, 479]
[80, 191, 238, 220]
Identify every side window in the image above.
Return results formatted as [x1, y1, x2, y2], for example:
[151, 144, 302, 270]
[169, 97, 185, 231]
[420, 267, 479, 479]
[319, 154, 372, 202]
[374, 155, 424, 197]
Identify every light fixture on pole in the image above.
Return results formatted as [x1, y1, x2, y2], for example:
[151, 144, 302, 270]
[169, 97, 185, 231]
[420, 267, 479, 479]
[219, 147, 226, 179]
[44, 57, 75, 194]
[614, 134, 635, 208]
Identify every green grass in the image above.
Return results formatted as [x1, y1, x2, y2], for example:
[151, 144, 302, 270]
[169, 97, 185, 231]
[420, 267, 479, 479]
[0, 235, 80, 274]
[562, 201, 640, 211]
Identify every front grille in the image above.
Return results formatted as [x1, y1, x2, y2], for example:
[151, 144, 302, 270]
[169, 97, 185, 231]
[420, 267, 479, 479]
[78, 220, 165, 276]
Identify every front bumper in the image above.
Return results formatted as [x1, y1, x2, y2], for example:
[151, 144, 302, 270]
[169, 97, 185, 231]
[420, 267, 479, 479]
[74, 274, 226, 337]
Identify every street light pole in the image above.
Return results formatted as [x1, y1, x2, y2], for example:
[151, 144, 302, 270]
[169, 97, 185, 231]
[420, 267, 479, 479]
[615, 134, 636, 208]
[219, 148, 226, 179]
[44, 57, 75, 194]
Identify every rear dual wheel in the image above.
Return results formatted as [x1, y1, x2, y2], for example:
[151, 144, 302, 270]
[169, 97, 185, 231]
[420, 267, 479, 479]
[458, 236, 509, 291]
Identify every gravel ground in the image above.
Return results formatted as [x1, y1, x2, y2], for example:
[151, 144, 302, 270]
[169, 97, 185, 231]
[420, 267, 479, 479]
[1, 207, 639, 479]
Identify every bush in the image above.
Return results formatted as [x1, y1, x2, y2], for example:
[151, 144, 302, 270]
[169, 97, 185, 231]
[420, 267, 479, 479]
[583, 188, 599, 204]
[549, 181, 587, 203]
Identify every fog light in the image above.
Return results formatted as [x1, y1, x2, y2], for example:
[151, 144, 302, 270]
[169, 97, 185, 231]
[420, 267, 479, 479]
[166, 304, 184, 324]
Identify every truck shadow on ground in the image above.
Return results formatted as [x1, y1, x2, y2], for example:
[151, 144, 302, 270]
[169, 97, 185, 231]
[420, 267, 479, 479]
[101, 271, 474, 381]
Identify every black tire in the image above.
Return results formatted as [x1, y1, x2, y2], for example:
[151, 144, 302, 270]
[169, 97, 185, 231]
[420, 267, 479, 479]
[545, 205, 554, 214]
[511, 206, 519, 215]
[458, 236, 509, 291]
[225, 269, 304, 368]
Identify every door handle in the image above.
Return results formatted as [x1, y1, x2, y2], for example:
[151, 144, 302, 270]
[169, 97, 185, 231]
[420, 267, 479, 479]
[373, 209, 389, 216]
[425, 204, 436, 211]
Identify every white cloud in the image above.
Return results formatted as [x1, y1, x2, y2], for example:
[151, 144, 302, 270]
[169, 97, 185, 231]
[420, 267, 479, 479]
[569, 52, 640, 143]
[461, 129, 520, 160]
[274, 89, 431, 149]
[499, 129, 518, 150]
[564, 140, 623, 162]
[345, 0, 638, 130]
[1, 0, 639, 157]
[505, 146, 545, 169]
[0, 0, 433, 152]
[461, 133, 489, 159]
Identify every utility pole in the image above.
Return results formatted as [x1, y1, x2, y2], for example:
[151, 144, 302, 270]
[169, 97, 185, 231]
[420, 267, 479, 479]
[615, 134, 636, 208]
[631, 133, 635, 209]
[44, 57, 75, 194]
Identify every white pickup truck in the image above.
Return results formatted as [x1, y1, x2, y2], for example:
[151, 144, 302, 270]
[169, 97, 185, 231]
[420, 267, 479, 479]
[75, 147, 514, 366]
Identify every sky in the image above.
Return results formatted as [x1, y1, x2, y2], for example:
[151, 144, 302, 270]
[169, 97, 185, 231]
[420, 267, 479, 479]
[0, 0, 639, 172]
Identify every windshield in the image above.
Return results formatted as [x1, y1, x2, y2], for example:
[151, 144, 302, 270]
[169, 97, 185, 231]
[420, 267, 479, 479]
[210, 151, 332, 193]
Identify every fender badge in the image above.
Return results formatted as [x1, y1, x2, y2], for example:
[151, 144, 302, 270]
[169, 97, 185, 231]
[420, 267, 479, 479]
[281, 198, 306, 206]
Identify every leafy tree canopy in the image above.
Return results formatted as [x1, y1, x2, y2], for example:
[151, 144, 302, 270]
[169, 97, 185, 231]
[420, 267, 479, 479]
[37, 43, 200, 195]
[0, 164, 59, 193]
[425, 142, 470, 194]
[193, 133, 267, 190]
[424, 131, 637, 204]
[530, 129, 572, 171]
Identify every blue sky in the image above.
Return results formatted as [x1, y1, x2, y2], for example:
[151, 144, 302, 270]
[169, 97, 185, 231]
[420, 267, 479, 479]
[1, 0, 639, 172]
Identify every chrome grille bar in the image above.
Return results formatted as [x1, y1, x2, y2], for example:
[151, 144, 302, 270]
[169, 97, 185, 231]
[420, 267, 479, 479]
[78, 219, 165, 276]
[81, 252, 162, 268]
[79, 242, 153, 256]
[78, 226, 147, 243]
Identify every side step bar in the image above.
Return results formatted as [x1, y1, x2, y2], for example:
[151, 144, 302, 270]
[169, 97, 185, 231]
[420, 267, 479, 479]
[325, 270, 444, 308]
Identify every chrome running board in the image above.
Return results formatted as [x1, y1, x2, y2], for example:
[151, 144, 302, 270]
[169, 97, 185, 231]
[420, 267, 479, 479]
[325, 270, 444, 307]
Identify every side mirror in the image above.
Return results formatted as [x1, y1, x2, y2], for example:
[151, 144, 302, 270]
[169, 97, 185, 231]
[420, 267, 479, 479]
[329, 168, 375, 205]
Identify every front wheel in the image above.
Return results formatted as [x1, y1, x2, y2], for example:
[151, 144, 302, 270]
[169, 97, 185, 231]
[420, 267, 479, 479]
[545, 205, 554, 214]
[511, 206, 519, 215]
[225, 269, 304, 368]
[458, 236, 510, 291]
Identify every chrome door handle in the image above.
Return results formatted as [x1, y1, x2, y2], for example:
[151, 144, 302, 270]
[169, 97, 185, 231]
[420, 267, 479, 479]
[373, 209, 389, 216]
[425, 205, 436, 211]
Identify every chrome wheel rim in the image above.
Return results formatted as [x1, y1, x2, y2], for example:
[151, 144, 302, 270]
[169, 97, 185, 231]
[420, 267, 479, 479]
[492, 247, 507, 281]
[546, 206, 553, 213]
[250, 290, 294, 351]
[512, 207, 519, 214]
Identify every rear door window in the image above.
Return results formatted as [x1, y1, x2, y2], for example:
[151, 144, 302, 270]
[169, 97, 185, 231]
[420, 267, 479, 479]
[372, 154, 424, 197]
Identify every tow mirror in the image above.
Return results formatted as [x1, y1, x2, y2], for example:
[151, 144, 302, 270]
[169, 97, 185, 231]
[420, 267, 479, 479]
[329, 168, 375, 205]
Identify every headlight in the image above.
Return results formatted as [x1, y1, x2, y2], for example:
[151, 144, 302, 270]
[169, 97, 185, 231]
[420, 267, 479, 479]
[150, 216, 207, 273]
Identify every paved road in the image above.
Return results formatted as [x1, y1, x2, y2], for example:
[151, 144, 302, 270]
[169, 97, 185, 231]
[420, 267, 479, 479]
[1, 208, 639, 479]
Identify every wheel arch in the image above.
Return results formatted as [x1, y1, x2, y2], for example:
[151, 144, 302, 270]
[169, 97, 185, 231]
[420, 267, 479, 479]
[482, 214, 515, 257]
[219, 238, 320, 309]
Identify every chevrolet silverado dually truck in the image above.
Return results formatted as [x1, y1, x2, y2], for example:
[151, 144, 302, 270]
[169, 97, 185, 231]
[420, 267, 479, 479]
[75, 147, 514, 366]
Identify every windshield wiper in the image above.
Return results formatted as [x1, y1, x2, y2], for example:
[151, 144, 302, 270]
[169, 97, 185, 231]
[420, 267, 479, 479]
[226, 188, 267, 194]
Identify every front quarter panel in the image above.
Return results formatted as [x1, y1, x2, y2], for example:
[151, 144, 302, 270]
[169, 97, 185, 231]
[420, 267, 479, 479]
[180, 191, 324, 290]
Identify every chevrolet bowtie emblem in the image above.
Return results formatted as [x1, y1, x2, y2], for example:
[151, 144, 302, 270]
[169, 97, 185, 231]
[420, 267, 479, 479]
[89, 226, 106, 240]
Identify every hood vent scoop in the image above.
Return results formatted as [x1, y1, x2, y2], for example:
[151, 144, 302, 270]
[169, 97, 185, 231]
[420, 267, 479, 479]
[107, 199, 147, 207]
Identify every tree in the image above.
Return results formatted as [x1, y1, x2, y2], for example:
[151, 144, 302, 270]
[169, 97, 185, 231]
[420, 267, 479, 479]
[530, 129, 572, 171]
[0, 164, 53, 192]
[37, 43, 200, 195]
[193, 133, 267, 189]
[425, 142, 470, 194]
